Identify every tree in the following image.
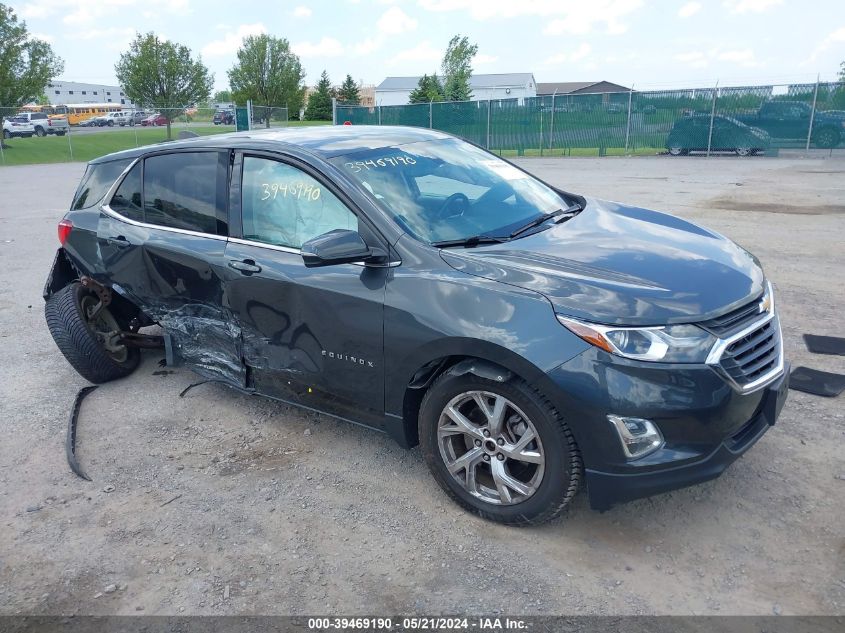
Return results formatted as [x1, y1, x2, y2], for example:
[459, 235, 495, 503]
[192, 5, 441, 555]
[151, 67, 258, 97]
[408, 74, 444, 104]
[213, 89, 232, 104]
[833, 61, 845, 109]
[228, 35, 305, 128]
[304, 70, 334, 121]
[0, 4, 64, 145]
[336, 74, 360, 105]
[115, 32, 212, 140]
[440, 35, 477, 102]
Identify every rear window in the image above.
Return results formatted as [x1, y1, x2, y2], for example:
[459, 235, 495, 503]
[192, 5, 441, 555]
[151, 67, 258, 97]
[72, 159, 132, 210]
[142, 152, 228, 235]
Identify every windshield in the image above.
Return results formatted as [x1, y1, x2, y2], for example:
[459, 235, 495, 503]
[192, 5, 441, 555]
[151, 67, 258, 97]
[328, 138, 570, 244]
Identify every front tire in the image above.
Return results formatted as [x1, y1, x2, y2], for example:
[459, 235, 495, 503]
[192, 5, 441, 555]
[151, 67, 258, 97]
[668, 145, 687, 156]
[735, 146, 751, 156]
[45, 282, 140, 384]
[419, 372, 582, 525]
[2, 130, 9, 139]
[813, 127, 840, 149]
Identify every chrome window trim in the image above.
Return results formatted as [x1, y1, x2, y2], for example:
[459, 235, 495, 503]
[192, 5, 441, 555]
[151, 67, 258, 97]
[101, 203, 228, 241]
[704, 282, 784, 394]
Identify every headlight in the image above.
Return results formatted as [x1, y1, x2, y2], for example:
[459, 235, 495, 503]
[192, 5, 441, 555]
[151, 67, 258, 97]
[557, 317, 717, 363]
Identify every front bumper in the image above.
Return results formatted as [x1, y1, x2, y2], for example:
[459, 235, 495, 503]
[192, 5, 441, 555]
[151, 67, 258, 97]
[586, 366, 789, 510]
[544, 346, 790, 511]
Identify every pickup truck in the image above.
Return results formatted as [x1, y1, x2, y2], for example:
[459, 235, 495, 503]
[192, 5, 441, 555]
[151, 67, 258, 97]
[736, 101, 844, 148]
[14, 111, 69, 137]
[3, 116, 35, 139]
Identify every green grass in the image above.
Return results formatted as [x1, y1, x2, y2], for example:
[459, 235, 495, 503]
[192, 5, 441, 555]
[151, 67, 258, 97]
[0, 121, 333, 166]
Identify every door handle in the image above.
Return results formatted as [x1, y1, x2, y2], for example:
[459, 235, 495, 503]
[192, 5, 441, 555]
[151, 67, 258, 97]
[228, 259, 262, 274]
[108, 235, 131, 248]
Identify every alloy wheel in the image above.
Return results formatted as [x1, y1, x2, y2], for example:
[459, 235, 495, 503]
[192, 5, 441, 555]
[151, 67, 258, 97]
[437, 391, 545, 505]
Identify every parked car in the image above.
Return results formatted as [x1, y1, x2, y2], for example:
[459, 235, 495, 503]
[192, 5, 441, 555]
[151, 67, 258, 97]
[44, 126, 788, 525]
[14, 111, 69, 136]
[129, 110, 148, 125]
[77, 116, 100, 127]
[666, 114, 770, 156]
[735, 100, 844, 148]
[95, 111, 135, 127]
[2, 116, 35, 138]
[212, 109, 235, 125]
[140, 113, 168, 126]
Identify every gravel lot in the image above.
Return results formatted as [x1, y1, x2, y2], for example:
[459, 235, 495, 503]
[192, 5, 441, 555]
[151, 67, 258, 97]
[0, 155, 843, 616]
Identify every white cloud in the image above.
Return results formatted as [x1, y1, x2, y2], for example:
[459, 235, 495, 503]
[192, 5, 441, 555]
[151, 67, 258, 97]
[807, 26, 845, 62]
[418, 0, 643, 35]
[717, 49, 758, 66]
[201, 23, 267, 58]
[544, 42, 592, 66]
[474, 54, 498, 65]
[293, 6, 312, 18]
[292, 37, 345, 58]
[60, 0, 190, 26]
[723, 0, 782, 14]
[678, 2, 702, 18]
[675, 48, 760, 69]
[29, 32, 55, 43]
[389, 40, 441, 65]
[542, 1, 643, 36]
[377, 7, 418, 34]
[354, 37, 383, 55]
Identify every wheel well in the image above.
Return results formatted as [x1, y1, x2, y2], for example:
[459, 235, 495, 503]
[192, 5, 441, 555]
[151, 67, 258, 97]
[399, 355, 514, 448]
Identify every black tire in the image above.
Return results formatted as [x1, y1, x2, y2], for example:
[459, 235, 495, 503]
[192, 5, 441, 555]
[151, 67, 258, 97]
[45, 282, 140, 384]
[56, 131, 66, 136]
[813, 127, 840, 149]
[2, 130, 9, 139]
[667, 145, 687, 156]
[35, 127, 46, 137]
[108, 120, 114, 127]
[419, 371, 582, 526]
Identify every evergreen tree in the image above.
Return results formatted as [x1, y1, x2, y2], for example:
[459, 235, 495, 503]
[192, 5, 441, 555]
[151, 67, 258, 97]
[304, 70, 333, 120]
[336, 74, 360, 105]
[408, 74, 444, 104]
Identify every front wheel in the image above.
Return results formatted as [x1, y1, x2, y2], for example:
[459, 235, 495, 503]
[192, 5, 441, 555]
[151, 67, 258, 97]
[813, 127, 840, 149]
[45, 282, 140, 384]
[420, 372, 582, 525]
[2, 130, 9, 139]
[735, 146, 752, 156]
[667, 145, 687, 156]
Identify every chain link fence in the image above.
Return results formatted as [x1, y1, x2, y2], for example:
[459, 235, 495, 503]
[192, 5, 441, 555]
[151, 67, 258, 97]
[336, 80, 845, 157]
[0, 106, 288, 166]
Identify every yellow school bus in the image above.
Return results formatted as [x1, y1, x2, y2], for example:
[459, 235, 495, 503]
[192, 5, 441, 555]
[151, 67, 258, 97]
[61, 103, 125, 125]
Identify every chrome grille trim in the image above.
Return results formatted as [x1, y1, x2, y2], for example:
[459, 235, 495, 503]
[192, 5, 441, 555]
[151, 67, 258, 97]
[705, 311, 784, 394]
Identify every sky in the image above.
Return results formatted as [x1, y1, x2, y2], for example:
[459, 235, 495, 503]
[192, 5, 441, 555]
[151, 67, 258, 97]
[10, 0, 845, 93]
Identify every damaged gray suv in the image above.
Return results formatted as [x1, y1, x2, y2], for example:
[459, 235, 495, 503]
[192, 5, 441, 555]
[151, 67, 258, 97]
[44, 126, 788, 525]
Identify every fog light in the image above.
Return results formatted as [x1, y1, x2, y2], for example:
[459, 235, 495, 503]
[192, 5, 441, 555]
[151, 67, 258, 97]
[608, 415, 664, 460]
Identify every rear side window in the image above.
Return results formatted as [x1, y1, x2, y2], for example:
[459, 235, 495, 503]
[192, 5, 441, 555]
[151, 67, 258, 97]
[72, 159, 132, 210]
[110, 162, 143, 222]
[143, 152, 228, 235]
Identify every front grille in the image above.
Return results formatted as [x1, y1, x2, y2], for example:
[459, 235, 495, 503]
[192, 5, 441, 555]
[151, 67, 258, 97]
[719, 319, 780, 386]
[701, 295, 764, 336]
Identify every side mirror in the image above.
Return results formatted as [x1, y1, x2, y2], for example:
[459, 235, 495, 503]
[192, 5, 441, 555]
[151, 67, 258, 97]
[300, 229, 376, 268]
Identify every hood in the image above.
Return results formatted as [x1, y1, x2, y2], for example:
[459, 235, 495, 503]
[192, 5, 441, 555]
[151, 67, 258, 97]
[441, 198, 765, 326]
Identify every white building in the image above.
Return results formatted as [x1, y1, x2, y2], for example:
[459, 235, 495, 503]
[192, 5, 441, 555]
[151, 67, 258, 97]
[375, 73, 537, 106]
[45, 81, 137, 108]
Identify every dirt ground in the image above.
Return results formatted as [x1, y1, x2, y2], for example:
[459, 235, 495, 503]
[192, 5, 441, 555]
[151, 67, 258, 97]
[0, 155, 843, 617]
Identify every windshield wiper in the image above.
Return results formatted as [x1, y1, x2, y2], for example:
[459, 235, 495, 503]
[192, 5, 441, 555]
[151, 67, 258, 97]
[431, 235, 510, 248]
[509, 202, 582, 239]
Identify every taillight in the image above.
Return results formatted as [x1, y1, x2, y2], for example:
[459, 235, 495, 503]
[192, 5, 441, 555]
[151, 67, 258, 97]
[58, 219, 73, 245]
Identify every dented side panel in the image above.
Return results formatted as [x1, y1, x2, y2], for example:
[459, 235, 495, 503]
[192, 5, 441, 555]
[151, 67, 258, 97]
[96, 211, 245, 385]
[223, 241, 387, 428]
